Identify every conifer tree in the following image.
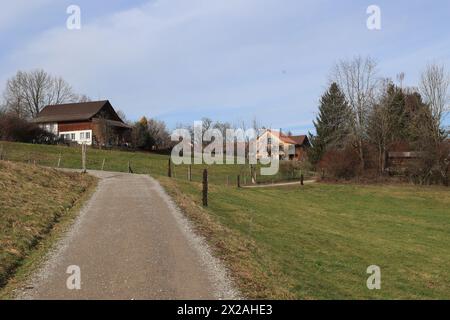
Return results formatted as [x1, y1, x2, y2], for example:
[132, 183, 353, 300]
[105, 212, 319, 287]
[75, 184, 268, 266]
[308, 82, 351, 164]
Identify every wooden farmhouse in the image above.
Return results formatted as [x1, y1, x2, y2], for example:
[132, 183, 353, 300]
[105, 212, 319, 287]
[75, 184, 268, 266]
[33, 100, 132, 147]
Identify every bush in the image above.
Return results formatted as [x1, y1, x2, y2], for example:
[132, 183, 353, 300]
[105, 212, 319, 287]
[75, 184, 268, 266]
[318, 147, 360, 180]
[405, 142, 450, 186]
[0, 113, 55, 143]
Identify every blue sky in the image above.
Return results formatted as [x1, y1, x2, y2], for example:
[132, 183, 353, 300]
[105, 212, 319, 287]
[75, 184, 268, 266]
[1, 0, 449, 133]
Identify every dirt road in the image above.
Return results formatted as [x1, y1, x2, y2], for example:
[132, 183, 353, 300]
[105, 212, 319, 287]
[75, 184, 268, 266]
[15, 171, 238, 300]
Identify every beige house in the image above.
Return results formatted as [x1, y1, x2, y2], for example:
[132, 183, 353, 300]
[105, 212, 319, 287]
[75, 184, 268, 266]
[257, 129, 310, 161]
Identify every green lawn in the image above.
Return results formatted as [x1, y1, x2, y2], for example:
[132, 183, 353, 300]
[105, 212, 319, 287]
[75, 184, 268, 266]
[160, 178, 450, 299]
[0, 141, 310, 185]
[2, 141, 449, 299]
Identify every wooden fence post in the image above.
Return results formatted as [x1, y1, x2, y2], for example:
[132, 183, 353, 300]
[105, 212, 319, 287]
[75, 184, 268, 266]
[128, 161, 133, 173]
[251, 165, 257, 184]
[0, 144, 4, 161]
[237, 175, 241, 188]
[57, 153, 61, 168]
[300, 173, 304, 186]
[81, 143, 87, 173]
[101, 158, 106, 171]
[188, 165, 192, 181]
[168, 158, 172, 177]
[202, 169, 208, 207]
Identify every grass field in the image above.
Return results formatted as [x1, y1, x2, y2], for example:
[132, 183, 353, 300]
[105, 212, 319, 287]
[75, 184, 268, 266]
[2, 141, 449, 299]
[0, 141, 310, 185]
[0, 160, 96, 290]
[160, 177, 450, 299]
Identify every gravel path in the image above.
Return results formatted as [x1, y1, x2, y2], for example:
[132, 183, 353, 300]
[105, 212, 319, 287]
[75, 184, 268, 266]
[15, 171, 239, 300]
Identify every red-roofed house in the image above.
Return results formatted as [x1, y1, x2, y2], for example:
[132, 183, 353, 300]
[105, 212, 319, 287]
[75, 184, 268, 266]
[257, 129, 310, 161]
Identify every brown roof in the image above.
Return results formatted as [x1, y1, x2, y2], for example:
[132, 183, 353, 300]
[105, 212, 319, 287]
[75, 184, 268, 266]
[268, 130, 308, 146]
[288, 135, 308, 145]
[32, 100, 124, 124]
[92, 118, 132, 129]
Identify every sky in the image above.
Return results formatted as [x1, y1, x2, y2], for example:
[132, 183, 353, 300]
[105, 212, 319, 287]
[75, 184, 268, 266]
[0, 0, 449, 133]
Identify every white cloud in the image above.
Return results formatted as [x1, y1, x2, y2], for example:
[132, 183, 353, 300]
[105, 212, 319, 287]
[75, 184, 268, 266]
[2, 0, 326, 129]
[3, 0, 449, 130]
[0, 0, 55, 31]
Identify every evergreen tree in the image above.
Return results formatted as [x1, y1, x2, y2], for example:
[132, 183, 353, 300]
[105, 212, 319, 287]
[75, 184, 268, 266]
[134, 116, 153, 150]
[308, 82, 351, 164]
[383, 84, 408, 141]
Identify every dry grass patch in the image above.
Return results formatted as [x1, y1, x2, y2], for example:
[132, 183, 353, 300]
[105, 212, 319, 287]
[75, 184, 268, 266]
[0, 160, 96, 288]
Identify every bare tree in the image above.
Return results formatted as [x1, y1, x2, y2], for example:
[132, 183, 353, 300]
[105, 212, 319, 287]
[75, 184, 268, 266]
[95, 112, 113, 148]
[333, 56, 378, 170]
[115, 109, 128, 122]
[3, 75, 26, 118]
[147, 118, 171, 150]
[76, 94, 92, 103]
[367, 80, 395, 173]
[419, 63, 450, 185]
[420, 63, 450, 143]
[3, 69, 77, 118]
[50, 77, 77, 105]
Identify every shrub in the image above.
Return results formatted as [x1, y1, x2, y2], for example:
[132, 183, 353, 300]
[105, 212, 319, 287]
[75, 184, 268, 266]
[318, 147, 360, 180]
[405, 142, 450, 186]
[0, 113, 55, 143]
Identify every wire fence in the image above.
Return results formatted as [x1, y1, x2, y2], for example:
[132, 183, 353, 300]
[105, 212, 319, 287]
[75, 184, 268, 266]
[0, 142, 314, 187]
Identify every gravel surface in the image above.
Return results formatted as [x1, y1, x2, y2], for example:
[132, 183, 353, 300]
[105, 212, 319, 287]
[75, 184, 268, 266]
[14, 170, 240, 300]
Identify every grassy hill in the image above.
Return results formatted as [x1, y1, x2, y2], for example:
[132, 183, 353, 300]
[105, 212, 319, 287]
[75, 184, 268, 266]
[0, 160, 96, 292]
[2, 141, 449, 299]
[0, 141, 310, 185]
[160, 177, 450, 299]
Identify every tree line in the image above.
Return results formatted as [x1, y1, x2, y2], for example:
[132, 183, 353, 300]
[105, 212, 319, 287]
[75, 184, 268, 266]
[0, 69, 90, 143]
[308, 56, 450, 185]
[0, 69, 172, 151]
[1, 69, 90, 118]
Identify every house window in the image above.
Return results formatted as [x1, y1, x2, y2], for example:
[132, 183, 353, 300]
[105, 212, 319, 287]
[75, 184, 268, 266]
[71, 133, 75, 140]
[80, 132, 85, 139]
[66, 134, 71, 140]
[86, 132, 91, 139]
[268, 137, 272, 144]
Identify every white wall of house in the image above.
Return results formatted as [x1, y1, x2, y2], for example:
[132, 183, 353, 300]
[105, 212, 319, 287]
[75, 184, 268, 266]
[256, 131, 294, 160]
[59, 130, 93, 145]
[40, 123, 92, 145]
